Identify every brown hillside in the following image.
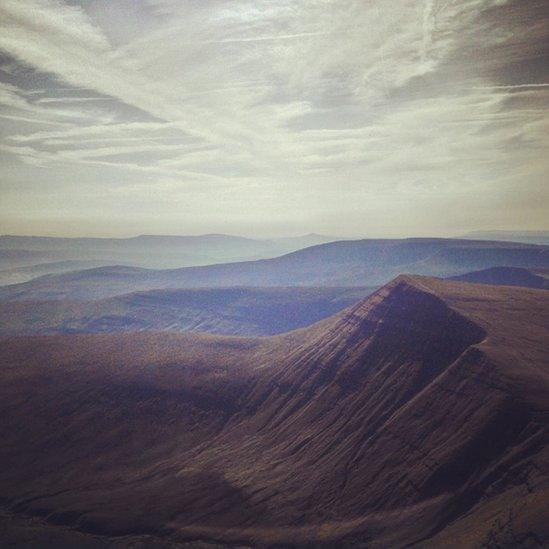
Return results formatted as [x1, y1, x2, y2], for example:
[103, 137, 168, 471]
[0, 276, 547, 548]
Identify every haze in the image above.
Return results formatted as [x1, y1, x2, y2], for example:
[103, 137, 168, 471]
[0, 0, 548, 237]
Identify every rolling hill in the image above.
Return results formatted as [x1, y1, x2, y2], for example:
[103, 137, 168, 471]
[449, 266, 549, 289]
[0, 249, 70, 271]
[1, 276, 547, 547]
[0, 237, 547, 302]
[0, 260, 116, 287]
[0, 286, 374, 337]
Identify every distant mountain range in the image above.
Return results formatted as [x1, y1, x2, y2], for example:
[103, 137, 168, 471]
[462, 230, 549, 245]
[1, 237, 547, 302]
[2, 265, 547, 339]
[0, 233, 345, 276]
[1, 276, 547, 547]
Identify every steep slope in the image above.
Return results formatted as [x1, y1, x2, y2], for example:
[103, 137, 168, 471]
[182, 277, 548, 547]
[0, 286, 374, 337]
[0, 277, 547, 548]
[449, 266, 549, 289]
[1, 237, 547, 301]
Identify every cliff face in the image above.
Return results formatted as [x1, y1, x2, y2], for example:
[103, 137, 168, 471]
[0, 276, 547, 548]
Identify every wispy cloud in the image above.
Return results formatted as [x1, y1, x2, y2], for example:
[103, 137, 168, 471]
[469, 83, 549, 90]
[0, 0, 547, 236]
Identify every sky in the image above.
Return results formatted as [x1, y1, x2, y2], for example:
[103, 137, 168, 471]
[0, 0, 547, 238]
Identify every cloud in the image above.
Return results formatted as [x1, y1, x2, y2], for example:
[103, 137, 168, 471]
[35, 97, 115, 103]
[0, 0, 547, 236]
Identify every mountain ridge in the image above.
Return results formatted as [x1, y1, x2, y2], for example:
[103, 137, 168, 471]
[1, 276, 547, 547]
[1, 237, 547, 302]
[462, 230, 549, 246]
[0, 286, 374, 337]
[0, 233, 346, 275]
[449, 266, 549, 289]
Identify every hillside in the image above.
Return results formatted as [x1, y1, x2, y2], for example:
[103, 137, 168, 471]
[1, 237, 547, 302]
[0, 286, 373, 337]
[1, 277, 547, 547]
[449, 266, 549, 289]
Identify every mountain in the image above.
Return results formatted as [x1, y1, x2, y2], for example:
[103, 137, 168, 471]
[1, 237, 547, 302]
[0, 233, 346, 276]
[0, 260, 115, 287]
[462, 230, 549, 246]
[0, 234, 278, 270]
[0, 286, 373, 337]
[0, 249, 68, 270]
[449, 266, 549, 289]
[269, 232, 349, 249]
[1, 276, 547, 547]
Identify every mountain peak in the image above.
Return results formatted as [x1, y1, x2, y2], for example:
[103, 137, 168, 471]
[1, 277, 548, 547]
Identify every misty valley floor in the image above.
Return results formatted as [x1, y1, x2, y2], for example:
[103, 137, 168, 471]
[0, 276, 548, 548]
